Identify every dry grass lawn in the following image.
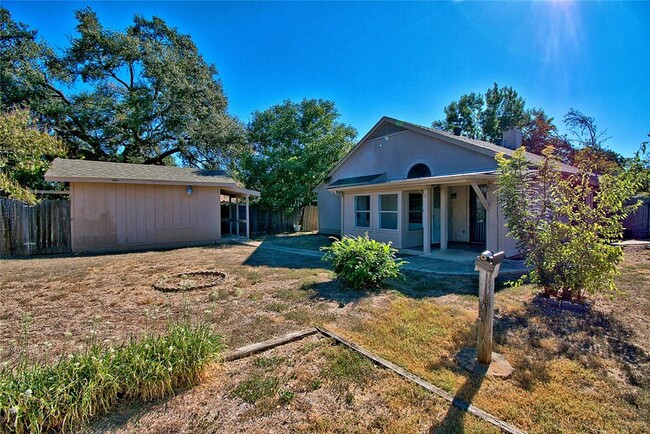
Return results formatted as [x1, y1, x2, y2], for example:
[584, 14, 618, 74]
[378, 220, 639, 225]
[0, 238, 648, 433]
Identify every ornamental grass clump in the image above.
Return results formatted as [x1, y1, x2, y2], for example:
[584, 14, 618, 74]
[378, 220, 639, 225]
[0, 323, 223, 434]
[321, 233, 406, 290]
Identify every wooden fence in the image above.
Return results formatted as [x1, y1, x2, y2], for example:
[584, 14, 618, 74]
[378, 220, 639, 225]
[1, 198, 71, 257]
[623, 197, 650, 239]
[250, 205, 319, 235]
[2, 198, 318, 257]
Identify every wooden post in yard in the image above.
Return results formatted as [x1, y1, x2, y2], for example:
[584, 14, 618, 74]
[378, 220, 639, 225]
[475, 250, 504, 364]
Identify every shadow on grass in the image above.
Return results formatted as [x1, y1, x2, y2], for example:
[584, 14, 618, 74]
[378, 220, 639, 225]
[425, 318, 487, 433]
[243, 244, 326, 270]
[429, 375, 485, 434]
[494, 298, 650, 391]
[84, 394, 176, 433]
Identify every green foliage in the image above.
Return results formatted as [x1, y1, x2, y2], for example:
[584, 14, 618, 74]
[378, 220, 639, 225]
[496, 146, 642, 301]
[431, 92, 484, 139]
[233, 374, 280, 404]
[0, 6, 243, 168]
[0, 109, 66, 204]
[432, 82, 530, 142]
[0, 323, 223, 433]
[320, 347, 374, 386]
[321, 233, 405, 290]
[235, 98, 356, 212]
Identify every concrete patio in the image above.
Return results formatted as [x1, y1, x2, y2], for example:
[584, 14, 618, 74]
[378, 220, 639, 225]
[230, 236, 528, 277]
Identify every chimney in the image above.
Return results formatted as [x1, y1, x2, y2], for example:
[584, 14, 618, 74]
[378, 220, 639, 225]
[502, 128, 522, 150]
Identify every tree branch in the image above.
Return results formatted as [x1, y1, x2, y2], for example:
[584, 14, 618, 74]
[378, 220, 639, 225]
[143, 147, 181, 165]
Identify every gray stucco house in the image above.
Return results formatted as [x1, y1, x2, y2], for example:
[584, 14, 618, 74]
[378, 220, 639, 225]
[316, 116, 578, 258]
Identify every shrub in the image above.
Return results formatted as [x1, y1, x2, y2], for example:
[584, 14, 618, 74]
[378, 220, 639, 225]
[321, 233, 405, 290]
[496, 146, 642, 301]
[0, 323, 223, 433]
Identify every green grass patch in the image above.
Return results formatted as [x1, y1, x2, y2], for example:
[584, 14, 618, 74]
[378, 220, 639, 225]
[0, 323, 223, 434]
[252, 356, 286, 369]
[320, 346, 375, 387]
[233, 374, 280, 404]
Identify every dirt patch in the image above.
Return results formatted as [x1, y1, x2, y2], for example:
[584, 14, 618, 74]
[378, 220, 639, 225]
[153, 271, 227, 292]
[0, 243, 345, 366]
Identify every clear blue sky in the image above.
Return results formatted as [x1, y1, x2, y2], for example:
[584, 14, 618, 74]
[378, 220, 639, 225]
[5, 1, 650, 156]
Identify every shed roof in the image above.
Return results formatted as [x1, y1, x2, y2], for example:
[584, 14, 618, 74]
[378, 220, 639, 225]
[45, 158, 260, 196]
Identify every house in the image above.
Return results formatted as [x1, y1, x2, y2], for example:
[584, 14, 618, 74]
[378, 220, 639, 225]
[44, 158, 260, 253]
[316, 117, 579, 258]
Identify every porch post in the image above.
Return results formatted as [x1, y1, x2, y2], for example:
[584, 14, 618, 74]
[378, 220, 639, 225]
[228, 195, 233, 235]
[440, 185, 449, 250]
[422, 187, 431, 255]
[245, 195, 250, 239]
[235, 196, 240, 236]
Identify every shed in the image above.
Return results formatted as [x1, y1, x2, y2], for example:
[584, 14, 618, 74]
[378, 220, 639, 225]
[44, 158, 260, 253]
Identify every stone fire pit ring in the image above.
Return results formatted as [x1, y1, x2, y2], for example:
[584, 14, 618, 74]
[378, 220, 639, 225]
[153, 271, 227, 293]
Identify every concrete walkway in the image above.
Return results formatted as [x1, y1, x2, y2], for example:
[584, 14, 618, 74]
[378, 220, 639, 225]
[232, 239, 528, 276]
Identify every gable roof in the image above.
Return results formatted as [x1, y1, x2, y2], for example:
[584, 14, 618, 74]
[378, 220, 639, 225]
[45, 158, 260, 196]
[325, 116, 580, 183]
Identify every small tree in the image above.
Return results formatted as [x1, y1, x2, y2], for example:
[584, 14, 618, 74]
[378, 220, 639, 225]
[495, 146, 641, 301]
[0, 109, 66, 204]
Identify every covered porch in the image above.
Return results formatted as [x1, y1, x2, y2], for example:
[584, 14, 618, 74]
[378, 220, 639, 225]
[220, 187, 260, 239]
[328, 171, 502, 257]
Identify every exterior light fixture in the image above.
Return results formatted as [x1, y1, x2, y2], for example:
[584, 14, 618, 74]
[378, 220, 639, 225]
[186, 185, 193, 196]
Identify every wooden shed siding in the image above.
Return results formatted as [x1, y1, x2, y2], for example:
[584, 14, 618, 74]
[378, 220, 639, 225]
[70, 182, 220, 252]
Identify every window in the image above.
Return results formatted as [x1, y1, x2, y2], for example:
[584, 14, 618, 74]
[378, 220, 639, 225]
[355, 195, 370, 228]
[379, 194, 398, 230]
[407, 163, 431, 179]
[408, 193, 423, 230]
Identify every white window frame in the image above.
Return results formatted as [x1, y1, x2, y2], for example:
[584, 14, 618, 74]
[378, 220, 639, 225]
[354, 195, 371, 229]
[378, 193, 399, 231]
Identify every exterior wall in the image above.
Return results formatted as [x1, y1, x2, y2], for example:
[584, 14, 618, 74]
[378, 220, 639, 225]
[317, 186, 342, 235]
[70, 182, 221, 252]
[343, 191, 402, 248]
[330, 130, 498, 182]
[486, 183, 519, 258]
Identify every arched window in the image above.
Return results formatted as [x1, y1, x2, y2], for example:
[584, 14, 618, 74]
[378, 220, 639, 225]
[407, 163, 431, 179]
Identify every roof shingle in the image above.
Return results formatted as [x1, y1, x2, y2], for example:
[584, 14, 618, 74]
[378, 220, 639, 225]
[45, 158, 237, 187]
